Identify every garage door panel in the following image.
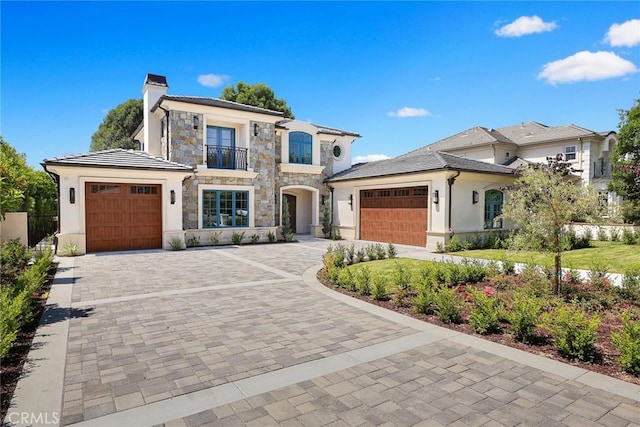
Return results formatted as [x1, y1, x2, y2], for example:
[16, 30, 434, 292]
[85, 183, 162, 253]
[360, 186, 428, 247]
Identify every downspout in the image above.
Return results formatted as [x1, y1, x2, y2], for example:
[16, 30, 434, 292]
[447, 170, 461, 233]
[158, 106, 170, 160]
[42, 164, 60, 253]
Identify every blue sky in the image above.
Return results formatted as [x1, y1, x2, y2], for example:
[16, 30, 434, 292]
[2, 2, 639, 169]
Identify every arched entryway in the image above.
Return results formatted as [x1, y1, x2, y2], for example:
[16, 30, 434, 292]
[280, 185, 319, 235]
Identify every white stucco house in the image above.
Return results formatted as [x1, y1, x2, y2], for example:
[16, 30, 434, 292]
[43, 73, 360, 255]
[43, 73, 618, 255]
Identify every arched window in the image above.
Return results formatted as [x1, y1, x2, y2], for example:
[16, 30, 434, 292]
[484, 190, 503, 229]
[289, 132, 312, 164]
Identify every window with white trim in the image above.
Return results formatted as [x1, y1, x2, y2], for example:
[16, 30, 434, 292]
[565, 145, 577, 161]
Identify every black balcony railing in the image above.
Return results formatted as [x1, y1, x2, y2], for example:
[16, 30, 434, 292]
[593, 159, 611, 179]
[206, 146, 248, 170]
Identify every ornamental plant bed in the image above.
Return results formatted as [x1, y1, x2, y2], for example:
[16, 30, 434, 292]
[317, 258, 640, 386]
[0, 263, 57, 421]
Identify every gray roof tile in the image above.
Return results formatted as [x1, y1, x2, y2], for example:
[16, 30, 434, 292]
[43, 149, 194, 172]
[276, 119, 361, 137]
[153, 95, 285, 117]
[327, 151, 514, 182]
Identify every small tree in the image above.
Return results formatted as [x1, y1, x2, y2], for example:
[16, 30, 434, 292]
[90, 99, 143, 151]
[501, 156, 602, 294]
[221, 82, 294, 119]
[282, 195, 293, 236]
[321, 198, 332, 238]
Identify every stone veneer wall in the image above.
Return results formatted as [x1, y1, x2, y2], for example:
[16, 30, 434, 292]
[250, 121, 277, 227]
[169, 111, 203, 167]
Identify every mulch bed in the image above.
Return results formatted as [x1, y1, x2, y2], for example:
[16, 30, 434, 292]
[1, 263, 57, 422]
[317, 269, 640, 387]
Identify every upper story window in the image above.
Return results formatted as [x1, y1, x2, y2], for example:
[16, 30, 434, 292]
[206, 126, 247, 170]
[289, 132, 312, 164]
[565, 145, 577, 161]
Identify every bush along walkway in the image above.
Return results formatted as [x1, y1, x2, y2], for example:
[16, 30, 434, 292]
[320, 243, 640, 385]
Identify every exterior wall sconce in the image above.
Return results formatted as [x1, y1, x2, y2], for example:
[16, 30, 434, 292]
[472, 190, 479, 204]
[69, 187, 75, 204]
[170, 190, 176, 205]
[348, 194, 353, 210]
[193, 116, 199, 130]
[432, 190, 439, 205]
[253, 123, 259, 137]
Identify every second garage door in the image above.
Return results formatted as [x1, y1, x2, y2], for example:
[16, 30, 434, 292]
[360, 186, 428, 247]
[85, 183, 162, 253]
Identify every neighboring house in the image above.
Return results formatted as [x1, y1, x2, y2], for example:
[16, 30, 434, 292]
[43, 74, 360, 255]
[413, 121, 620, 206]
[328, 121, 618, 251]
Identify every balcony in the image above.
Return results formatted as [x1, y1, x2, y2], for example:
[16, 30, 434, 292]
[593, 159, 611, 179]
[207, 146, 247, 170]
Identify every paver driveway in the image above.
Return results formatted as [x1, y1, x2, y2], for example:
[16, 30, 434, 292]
[6, 237, 640, 426]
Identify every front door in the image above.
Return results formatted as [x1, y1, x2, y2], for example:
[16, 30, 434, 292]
[284, 194, 297, 233]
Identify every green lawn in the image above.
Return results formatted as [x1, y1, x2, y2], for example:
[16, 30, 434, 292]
[454, 241, 640, 274]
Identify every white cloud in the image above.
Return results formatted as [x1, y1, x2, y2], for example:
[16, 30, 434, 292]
[538, 51, 637, 84]
[605, 19, 640, 47]
[387, 107, 431, 118]
[353, 154, 391, 164]
[495, 15, 557, 37]
[197, 73, 230, 88]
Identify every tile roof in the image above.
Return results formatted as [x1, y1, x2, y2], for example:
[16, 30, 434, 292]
[327, 151, 514, 182]
[153, 95, 285, 117]
[276, 119, 361, 137]
[42, 149, 194, 172]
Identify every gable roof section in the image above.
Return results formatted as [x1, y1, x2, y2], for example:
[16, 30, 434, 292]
[42, 149, 194, 172]
[327, 151, 514, 182]
[406, 126, 515, 156]
[276, 119, 361, 137]
[152, 95, 285, 117]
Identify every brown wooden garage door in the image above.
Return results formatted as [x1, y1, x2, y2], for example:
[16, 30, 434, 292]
[85, 183, 162, 253]
[360, 186, 428, 247]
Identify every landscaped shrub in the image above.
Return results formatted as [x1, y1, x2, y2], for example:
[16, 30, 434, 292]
[186, 234, 200, 247]
[447, 236, 461, 252]
[563, 228, 591, 250]
[470, 233, 484, 250]
[387, 243, 397, 259]
[434, 285, 464, 324]
[355, 248, 366, 263]
[447, 262, 465, 285]
[460, 258, 488, 283]
[583, 228, 593, 242]
[231, 231, 246, 245]
[622, 228, 637, 245]
[611, 312, 640, 375]
[365, 244, 376, 261]
[500, 255, 516, 275]
[250, 234, 260, 244]
[610, 227, 620, 242]
[208, 231, 221, 245]
[391, 262, 412, 291]
[413, 283, 436, 314]
[0, 239, 32, 286]
[597, 227, 608, 241]
[0, 247, 52, 357]
[587, 260, 611, 289]
[63, 241, 80, 256]
[615, 266, 640, 302]
[337, 268, 356, 292]
[540, 304, 600, 361]
[374, 243, 386, 260]
[346, 243, 355, 265]
[267, 231, 276, 243]
[169, 236, 185, 251]
[469, 287, 503, 334]
[355, 266, 371, 295]
[284, 232, 296, 242]
[371, 275, 387, 301]
[508, 292, 544, 343]
[435, 242, 445, 253]
[433, 263, 450, 285]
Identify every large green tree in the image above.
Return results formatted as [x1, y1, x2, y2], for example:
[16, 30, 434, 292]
[609, 98, 640, 224]
[221, 82, 294, 119]
[90, 99, 143, 151]
[0, 138, 57, 224]
[501, 157, 602, 294]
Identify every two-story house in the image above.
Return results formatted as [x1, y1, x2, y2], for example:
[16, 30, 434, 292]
[43, 74, 360, 254]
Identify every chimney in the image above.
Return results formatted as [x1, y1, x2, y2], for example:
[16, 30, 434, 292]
[142, 74, 168, 157]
